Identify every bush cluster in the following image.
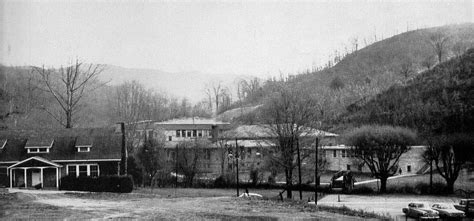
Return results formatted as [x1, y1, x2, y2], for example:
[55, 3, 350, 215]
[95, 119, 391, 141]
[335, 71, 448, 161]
[353, 182, 448, 195]
[59, 175, 133, 193]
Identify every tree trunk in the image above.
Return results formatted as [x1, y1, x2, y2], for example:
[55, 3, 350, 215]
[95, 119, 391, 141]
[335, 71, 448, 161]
[446, 179, 455, 194]
[380, 177, 388, 193]
[66, 110, 72, 128]
[286, 168, 293, 199]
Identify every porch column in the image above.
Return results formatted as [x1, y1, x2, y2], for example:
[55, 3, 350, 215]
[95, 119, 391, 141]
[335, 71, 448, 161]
[40, 168, 44, 189]
[24, 168, 27, 188]
[56, 167, 59, 189]
[9, 168, 12, 188]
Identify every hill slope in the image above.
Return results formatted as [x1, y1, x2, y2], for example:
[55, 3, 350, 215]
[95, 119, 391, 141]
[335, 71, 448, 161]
[341, 48, 474, 135]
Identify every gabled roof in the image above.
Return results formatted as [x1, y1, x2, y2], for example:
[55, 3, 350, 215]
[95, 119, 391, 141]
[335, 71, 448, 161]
[8, 156, 62, 169]
[0, 127, 122, 163]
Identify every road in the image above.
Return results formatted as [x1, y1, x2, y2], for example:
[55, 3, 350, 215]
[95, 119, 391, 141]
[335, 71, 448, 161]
[318, 194, 467, 220]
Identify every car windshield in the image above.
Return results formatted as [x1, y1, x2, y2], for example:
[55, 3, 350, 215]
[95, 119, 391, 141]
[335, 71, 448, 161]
[413, 203, 426, 208]
[434, 204, 453, 209]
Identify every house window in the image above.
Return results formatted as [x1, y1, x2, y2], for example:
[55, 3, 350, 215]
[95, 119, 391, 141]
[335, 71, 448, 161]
[68, 165, 77, 177]
[407, 165, 412, 173]
[333, 150, 337, 157]
[342, 150, 346, 158]
[198, 130, 202, 137]
[78, 165, 88, 177]
[347, 165, 351, 170]
[27, 148, 49, 153]
[90, 165, 99, 177]
[77, 147, 90, 152]
[176, 130, 181, 137]
[67, 164, 99, 177]
[187, 131, 192, 137]
[182, 130, 186, 137]
[193, 130, 197, 137]
[168, 136, 172, 141]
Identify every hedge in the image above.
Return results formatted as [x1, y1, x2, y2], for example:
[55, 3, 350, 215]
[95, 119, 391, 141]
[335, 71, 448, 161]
[59, 175, 133, 193]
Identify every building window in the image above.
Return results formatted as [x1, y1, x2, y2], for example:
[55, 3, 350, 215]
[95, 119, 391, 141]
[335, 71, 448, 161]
[407, 165, 411, 173]
[342, 150, 346, 158]
[198, 130, 202, 137]
[77, 147, 90, 152]
[90, 165, 99, 177]
[347, 165, 351, 170]
[193, 130, 197, 137]
[358, 164, 363, 171]
[27, 147, 49, 153]
[176, 130, 181, 137]
[68, 165, 77, 177]
[182, 130, 186, 137]
[333, 150, 337, 157]
[187, 131, 192, 137]
[67, 164, 99, 177]
[78, 165, 88, 177]
[168, 136, 172, 141]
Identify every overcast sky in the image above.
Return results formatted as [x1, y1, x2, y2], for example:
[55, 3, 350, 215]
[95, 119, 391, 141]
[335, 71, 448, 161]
[1, 0, 472, 77]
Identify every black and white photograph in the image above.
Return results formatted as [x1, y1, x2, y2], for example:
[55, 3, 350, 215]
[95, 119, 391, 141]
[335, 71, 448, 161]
[0, 0, 473, 220]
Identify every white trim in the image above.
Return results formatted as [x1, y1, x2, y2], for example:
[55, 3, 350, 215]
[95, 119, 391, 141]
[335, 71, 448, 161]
[8, 156, 62, 169]
[0, 161, 19, 164]
[52, 159, 120, 162]
[0, 139, 7, 149]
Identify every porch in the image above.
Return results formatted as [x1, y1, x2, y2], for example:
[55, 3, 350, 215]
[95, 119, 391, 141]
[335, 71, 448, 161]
[8, 156, 62, 189]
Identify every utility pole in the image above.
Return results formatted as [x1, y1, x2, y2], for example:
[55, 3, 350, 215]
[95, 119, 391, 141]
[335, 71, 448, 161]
[175, 143, 178, 196]
[235, 138, 239, 197]
[314, 137, 319, 205]
[297, 138, 302, 200]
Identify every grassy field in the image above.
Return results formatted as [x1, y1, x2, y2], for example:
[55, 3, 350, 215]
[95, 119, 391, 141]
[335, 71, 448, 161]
[1, 188, 389, 220]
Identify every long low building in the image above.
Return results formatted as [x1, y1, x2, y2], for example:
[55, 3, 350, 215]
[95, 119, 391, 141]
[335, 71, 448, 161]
[0, 126, 124, 189]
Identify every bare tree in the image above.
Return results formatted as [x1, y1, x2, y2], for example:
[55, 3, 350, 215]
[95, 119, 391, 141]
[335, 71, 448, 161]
[428, 33, 450, 64]
[259, 83, 318, 199]
[33, 60, 104, 128]
[421, 55, 436, 71]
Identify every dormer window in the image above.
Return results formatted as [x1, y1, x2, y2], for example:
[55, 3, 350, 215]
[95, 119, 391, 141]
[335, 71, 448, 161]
[25, 138, 53, 154]
[75, 136, 93, 153]
[77, 146, 91, 152]
[28, 148, 49, 153]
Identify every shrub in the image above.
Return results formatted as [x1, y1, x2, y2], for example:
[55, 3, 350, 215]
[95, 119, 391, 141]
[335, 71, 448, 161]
[351, 186, 374, 194]
[59, 175, 133, 193]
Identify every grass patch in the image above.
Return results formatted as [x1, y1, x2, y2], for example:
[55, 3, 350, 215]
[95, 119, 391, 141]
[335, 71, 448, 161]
[317, 204, 392, 220]
[0, 192, 93, 219]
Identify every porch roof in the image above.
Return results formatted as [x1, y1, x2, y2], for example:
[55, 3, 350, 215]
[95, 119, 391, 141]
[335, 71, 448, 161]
[8, 156, 62, 169]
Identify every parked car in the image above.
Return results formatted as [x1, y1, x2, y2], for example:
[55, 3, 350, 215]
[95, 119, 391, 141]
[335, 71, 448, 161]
[453, 199, 474, 217]
[431, 203, 465, 219]
[402, 202, 439, 220]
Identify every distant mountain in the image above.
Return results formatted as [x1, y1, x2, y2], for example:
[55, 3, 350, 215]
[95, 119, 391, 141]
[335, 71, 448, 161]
[99, 65, 251, 103]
